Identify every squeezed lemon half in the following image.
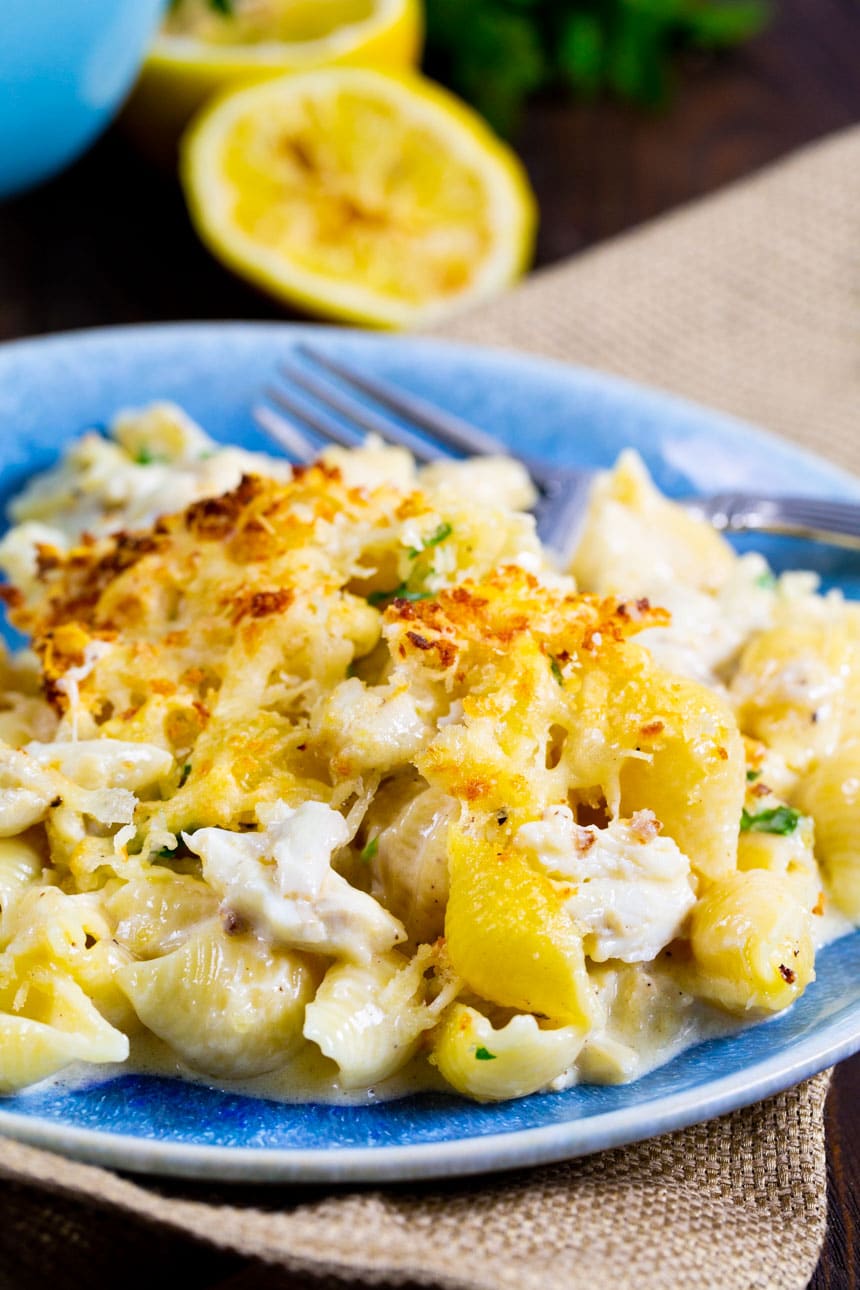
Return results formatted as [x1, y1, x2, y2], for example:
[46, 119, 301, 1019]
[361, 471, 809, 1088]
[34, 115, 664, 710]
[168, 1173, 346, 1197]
[123, 0, 423, 155]
[180, 67, 537, 329]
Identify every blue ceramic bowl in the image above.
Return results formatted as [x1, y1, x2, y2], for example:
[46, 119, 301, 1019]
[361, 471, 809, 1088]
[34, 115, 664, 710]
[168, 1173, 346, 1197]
[0, 0, 167, 200]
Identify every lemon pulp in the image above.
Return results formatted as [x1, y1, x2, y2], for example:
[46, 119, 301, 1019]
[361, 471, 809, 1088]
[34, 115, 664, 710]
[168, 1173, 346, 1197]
[181, 68, 537, 328]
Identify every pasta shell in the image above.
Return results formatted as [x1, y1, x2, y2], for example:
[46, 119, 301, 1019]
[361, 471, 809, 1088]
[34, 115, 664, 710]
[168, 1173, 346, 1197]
[615, 667, 745, 881]
[445, 826, 592, 1027]
[0, 834, 44, 942]
[689, 870, 814, 1013]
[304, 951, 433, 1089]
[796, 742, 860, 919]
[571, 450, 735, 596]
[108, 869, 219, 959]
[116, 921, 316, 1078]
[4, 885, 138, 1032]
[0, 968, 128, 1092]
[732, 622, 856, 772]
[372, 787, 454, 945]
[430, 1004, 583, 1102]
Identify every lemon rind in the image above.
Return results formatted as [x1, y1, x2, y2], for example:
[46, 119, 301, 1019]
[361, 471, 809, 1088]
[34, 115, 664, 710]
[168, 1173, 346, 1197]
[152, 0, 422, 70]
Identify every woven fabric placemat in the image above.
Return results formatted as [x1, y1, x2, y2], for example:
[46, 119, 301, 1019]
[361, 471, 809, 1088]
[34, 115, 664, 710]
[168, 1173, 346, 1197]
[2, 123, 859, 1289]
[432, 123, 860, 478]
[0, 1073, 832, 1290]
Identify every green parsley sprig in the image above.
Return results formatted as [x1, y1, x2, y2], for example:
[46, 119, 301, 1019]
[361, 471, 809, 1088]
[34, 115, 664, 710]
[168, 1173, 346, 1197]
[740, 806, 800, 836]
[424, 0, 770, 134]
[367, 521, 454, 606]
[170, 0, 234, 13]
[407, 522, 453, 559]
[360, 836, 380, 862]
[135, 447, 169, 466]
[367, 583, 436, 608]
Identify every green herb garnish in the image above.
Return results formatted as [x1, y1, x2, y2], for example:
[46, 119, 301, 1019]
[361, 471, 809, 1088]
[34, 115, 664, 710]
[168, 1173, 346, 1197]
[424, 0, 769, 135]
[550, 656, 564, 686]
[756, 571, 777, 590]
[746, 769, 762, 783]
[474, 1046, 497, 1061]
[155, 845, 177, 860]
[740, 806, 800, 836]
[179, 763, 192, 787]
[135, 447, 168, 466]
[407, 522, 453, 559]
[367, 584, 435, 607]
[360, 837, 379, 862]
[369, 528, 449, 603]
[169, 0, 233, 10]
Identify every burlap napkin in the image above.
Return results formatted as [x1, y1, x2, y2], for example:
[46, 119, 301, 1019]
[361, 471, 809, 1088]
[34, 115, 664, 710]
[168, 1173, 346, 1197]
[436, 123, 860, 479]
[3, 123, 859, 1290]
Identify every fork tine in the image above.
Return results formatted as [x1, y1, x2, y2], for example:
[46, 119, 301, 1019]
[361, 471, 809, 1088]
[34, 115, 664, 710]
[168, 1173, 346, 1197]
[252, 403, 317, 462]
[296, 344, 509, 458]
[533, 470, 596, 566]
[280, 358, 445, 465]
[265, 384, 365, 452]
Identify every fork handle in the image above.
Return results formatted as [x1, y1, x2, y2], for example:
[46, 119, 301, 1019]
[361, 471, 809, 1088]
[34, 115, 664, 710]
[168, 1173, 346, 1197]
[687, 494, 860, 551]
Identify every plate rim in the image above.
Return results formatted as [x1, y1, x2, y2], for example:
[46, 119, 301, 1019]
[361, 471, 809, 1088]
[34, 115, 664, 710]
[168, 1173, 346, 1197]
[0, 319, 857, 1184]
[0, 1005, 853, 1183]
[1, 319, 858, 496]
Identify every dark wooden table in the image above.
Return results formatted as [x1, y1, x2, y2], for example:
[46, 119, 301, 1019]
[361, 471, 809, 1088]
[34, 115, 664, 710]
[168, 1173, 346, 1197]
[1, 0, 859, 1285]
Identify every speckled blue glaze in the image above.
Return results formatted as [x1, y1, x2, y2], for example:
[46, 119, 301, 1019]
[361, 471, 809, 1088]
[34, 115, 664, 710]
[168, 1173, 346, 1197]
[0, 323, 857, 1184]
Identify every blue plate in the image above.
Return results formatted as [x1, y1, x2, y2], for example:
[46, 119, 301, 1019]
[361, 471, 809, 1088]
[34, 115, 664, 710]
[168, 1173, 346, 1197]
[0, 322, 857, 1184]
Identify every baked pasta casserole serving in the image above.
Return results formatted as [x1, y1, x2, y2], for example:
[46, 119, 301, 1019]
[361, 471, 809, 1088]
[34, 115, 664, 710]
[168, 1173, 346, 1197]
[0, 403, 857, 1104]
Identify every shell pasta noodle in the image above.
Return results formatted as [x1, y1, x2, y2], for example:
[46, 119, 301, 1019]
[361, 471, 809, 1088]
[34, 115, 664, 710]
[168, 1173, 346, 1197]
[0, 403, 857, 1105]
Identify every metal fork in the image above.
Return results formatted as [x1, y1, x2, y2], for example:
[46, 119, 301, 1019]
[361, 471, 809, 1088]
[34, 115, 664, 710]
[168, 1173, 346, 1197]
[253, 345, 860, 563]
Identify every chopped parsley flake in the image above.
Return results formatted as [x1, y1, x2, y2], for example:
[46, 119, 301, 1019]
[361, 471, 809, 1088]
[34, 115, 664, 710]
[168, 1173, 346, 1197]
[550, 656, 564, 686]
[407, 522, 453, 559]
[368, 583, 434, 607]
[746, 769, 762, 782]
[474, 1047, 497, 1061]
[155, 845, 176, 860]
[755, 571, 777, 590]
[740, 806, 800, 836]
[360, 837, 379, 862]
[179, 763, 192, 787]
[134, 447, 168, 466]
